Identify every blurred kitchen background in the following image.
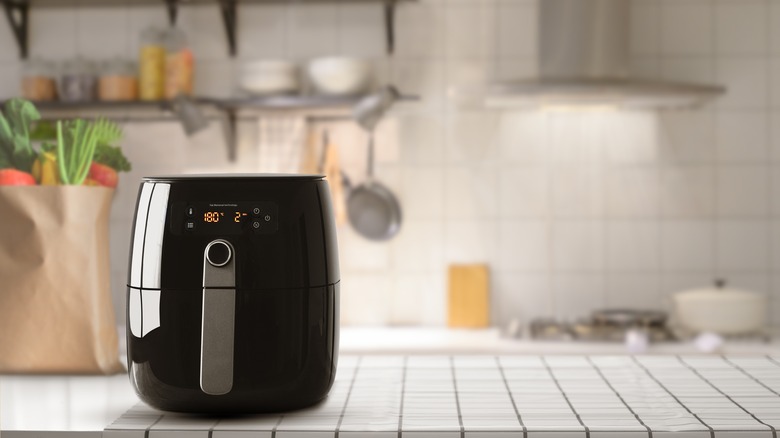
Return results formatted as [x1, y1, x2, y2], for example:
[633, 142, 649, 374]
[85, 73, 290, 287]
[1, 0, 779, 338]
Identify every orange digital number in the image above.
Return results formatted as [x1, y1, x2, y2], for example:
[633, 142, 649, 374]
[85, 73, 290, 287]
[234, 211, 241, 223]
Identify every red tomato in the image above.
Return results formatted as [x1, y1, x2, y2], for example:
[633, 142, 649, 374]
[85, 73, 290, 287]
[87, 162, 118, 188]
[0, 169, 36, 186]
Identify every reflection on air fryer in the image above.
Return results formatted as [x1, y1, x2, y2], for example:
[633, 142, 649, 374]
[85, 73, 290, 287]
[127, 175, 340, 413]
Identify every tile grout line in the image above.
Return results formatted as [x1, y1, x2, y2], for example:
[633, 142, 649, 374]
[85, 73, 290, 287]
[539, 356, 590, 438]
[397, 356, 408, 438]
[449, 356, 465, 438]
[143, 414, 164, 438]
[723, 355, 780, 398]
[585, 356, 653, 438]
[270, 414, 285, 438]
[631, 356, 714, 438]
[678, 356, 777, 438]
[334, 356, 362, 438]
[494, 356, 527, 438]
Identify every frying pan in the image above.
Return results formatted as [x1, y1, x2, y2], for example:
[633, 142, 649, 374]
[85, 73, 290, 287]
[347, 86, 402, 241]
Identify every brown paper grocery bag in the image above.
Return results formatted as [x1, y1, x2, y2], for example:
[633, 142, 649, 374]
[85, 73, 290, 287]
[0, 186, 123, 374]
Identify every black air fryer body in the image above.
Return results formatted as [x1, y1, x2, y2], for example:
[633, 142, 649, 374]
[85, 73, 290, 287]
[126, 175, 339, 413]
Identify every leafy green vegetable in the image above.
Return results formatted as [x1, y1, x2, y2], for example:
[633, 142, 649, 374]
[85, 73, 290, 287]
[30, 120, 57, 142]
[0, 98, 40, 172]
[56, 118, 122, 185]
[93, 143, 131, 172]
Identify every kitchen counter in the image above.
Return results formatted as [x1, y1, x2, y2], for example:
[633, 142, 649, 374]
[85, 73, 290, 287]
[339, 327, 780, 355]
[4, 354, 780, 437]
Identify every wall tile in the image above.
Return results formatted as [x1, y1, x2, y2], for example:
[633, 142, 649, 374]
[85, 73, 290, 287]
[444, 2, 495, 59]
[607, 222, 661, 272]
[716, 220, 770, 272]
[445, 112, 499, 163]
[716, 112, 768, 164]
[444, 220, 497, 265]
[392, 59, 446, 112]
[395, 114, 445, 164]
[337, 3, 385, 57]
[288, 3, 338, 59]
[606, 167, 660, 219]
[29, 8, 77, 60]
[0, 12, 19, 62]
[661, 273, 718, 301]
[339, 273, 394, 325]
[237, 4, 288, 59]
[496, 1, 536, 58]
[401, 166, 444, 220]
[395, 1, 444, 58]
[716, 166, 769, 218]
[658, 110, 715, 164]
[498, 111, 549, 164]
[551, 221, 605, 272]
[76, 7, 129, 58]
[549, 112, 604, 165]
[444, 165, 498, 220]
[394, 273, 446, 326]
[498, 167, 549, 219]
[339, 226, 392, 271]
[714, 0, 767, 55]
[550, 167, 604, 219]
[716, 58, 769, 109]
[660, 166, 715, 219]
[391, 221, 444, 273]
[603, 113, 660, 165]
[660, 221, 715, 272]
[0, 64, 21, 99]
[552, 274, 606, 321]
[661, 0, 714, 56]
[495, 220, 549, 271]
[491, 273, 551, 327]
[606, 274, 662, 310]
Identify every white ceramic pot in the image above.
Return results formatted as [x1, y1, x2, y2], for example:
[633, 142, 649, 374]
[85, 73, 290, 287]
[240, 60, 299, 95]
[672, 281, 766, 335]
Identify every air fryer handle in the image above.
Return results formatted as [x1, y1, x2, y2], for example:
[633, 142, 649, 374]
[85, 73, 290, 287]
[200, 239, 236, 396]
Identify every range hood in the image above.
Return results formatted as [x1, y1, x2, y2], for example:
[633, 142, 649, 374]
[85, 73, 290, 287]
[487, 0, 724, 109]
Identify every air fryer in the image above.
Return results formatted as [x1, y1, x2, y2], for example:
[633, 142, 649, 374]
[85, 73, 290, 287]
[126, 174, 339, 413]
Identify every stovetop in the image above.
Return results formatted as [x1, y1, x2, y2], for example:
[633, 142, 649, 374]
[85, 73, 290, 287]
[103, 355, 780, 437]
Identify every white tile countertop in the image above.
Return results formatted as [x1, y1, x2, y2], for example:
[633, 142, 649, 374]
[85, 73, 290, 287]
[4, 354, 780, 437]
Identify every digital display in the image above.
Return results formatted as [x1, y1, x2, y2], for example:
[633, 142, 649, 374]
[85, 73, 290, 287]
[175, 201, 278, 235]
[202, 209, 249, 224]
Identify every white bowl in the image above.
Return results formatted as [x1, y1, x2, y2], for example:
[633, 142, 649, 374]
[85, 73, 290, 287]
[307, 57, 373, 96]
[240, 60, 299, 95]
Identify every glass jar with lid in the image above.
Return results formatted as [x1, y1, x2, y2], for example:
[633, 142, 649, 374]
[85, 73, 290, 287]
[21, 58, 57, 101]
[99, 59, 138, 101]
[59, 57, 98, 102]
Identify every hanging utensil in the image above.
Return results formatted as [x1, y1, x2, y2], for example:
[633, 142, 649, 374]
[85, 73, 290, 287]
[347, 86, 402, 240]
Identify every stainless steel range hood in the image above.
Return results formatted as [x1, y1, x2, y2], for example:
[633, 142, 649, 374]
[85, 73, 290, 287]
[487, 0, 724, 109]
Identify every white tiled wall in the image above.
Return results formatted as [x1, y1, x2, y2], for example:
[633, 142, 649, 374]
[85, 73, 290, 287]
[3, 0, 780, 329]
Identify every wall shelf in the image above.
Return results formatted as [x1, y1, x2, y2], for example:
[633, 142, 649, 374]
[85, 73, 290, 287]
[1, 0, 412, 59]
[27, 93, 419, 161]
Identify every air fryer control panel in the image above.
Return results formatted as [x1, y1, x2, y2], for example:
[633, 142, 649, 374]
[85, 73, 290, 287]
[169, 201, 279, 235]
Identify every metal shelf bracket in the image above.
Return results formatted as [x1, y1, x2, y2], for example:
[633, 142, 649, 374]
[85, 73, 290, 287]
[2, 0, 29, 59]
[165, 0, 178, 25]
[219, 0, 237, 57]
[383, 0, 397, 55]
